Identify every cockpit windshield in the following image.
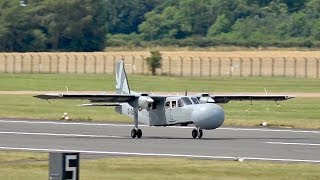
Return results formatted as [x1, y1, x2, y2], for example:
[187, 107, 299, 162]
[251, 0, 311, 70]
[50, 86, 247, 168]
[191, 97, 200, 104]
[178, 97, 192, 107]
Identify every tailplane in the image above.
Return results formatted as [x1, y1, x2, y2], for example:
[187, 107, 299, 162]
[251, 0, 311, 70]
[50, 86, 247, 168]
[115, 60, 131, 94]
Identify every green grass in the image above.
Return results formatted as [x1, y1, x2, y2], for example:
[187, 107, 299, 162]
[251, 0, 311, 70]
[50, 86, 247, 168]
[0, 151, 47, 162]
[0, 95, 129, 123]
[0, 73, 319, 92]
[0, 94, 319, 129]
[0, 151, 319, 180]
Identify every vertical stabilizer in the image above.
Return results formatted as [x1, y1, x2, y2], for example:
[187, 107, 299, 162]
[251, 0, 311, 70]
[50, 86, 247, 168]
[116, 60, 131, 94]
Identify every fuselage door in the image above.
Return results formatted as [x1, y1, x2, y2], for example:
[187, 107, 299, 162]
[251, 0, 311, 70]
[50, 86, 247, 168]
[165, 100, 177, 124]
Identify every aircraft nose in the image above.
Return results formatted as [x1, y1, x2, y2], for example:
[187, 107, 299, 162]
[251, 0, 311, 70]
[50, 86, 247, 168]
[192, 103, 225, 130]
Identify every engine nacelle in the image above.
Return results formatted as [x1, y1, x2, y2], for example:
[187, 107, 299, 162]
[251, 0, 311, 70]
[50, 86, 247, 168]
[199, 96, 215, 103]
[138, 96, 154, 110]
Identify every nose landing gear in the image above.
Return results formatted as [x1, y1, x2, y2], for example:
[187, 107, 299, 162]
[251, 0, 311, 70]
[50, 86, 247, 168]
[192, 128, 203, 139]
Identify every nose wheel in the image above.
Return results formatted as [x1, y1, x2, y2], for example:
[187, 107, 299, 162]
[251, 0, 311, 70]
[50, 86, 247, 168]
[192, 128, 203, 139]
[131, 128, 142, 138]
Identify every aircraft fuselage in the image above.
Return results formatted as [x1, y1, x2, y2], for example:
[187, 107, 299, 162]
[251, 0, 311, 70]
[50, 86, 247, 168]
[115, 96, 225, 130]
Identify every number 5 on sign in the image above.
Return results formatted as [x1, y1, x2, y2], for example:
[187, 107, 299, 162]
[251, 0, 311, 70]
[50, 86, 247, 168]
[65, 155, 78, 180]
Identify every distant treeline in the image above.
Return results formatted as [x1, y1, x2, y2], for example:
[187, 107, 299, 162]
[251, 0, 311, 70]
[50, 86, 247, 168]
[1, 0, 320, 52]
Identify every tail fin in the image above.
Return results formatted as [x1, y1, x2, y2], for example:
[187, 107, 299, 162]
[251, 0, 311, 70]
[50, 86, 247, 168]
[115, 60, 131, 94]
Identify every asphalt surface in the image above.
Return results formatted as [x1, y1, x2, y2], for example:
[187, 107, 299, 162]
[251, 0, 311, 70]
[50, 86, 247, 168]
[0, 119, 319, 163]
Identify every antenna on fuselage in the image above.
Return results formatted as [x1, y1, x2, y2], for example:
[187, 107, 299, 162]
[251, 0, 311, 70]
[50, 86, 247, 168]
[185, 89, 188, 96]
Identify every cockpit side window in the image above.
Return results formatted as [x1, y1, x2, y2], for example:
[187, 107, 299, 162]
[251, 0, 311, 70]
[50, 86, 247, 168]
[191, 97, 200, 104]
[178, 99, 184, 107]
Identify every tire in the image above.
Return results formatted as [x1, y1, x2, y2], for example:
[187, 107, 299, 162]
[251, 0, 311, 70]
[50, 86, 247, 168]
[137, 129, 142, 139]
[131, 129, 137, 138]
[198, 129, 203, 139]
[192, 129, 198, 139]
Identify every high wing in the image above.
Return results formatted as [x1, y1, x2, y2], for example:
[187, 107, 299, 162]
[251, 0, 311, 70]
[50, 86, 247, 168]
[34, 94, 137, 103]
[207, 94, 294, 103]
[34, 93, 169, 106]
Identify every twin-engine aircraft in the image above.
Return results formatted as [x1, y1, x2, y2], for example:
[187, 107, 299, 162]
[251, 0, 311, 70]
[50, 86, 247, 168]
[35, 61, 294, 139]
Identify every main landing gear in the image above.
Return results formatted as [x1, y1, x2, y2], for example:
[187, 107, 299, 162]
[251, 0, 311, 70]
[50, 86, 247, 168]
[192, 128, 203, 139]
[131, 108, 143, 138]
[131, 128, 142, 138]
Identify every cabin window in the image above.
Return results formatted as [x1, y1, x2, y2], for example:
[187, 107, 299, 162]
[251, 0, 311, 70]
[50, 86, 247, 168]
[191, 97, 200, 104]
[165, 101, 170, 108]
[172, 101, 177, 108]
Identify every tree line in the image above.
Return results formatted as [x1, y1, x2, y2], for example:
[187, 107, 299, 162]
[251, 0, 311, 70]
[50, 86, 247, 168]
[1, 0, 320, 52]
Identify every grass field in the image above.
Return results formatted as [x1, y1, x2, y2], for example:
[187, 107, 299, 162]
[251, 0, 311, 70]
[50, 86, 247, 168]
[1, 151, 319, 180]
[0, 73, 319, 92]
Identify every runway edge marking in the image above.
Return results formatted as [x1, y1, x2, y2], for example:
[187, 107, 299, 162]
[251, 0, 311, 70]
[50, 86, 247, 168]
[265, 142, 320, 146]
[0, 146, 320, 163]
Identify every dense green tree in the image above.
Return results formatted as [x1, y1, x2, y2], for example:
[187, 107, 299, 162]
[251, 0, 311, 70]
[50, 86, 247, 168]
[139, 7, 182, 40]
[1, 0, 320, 51]
[38, 0, 108, 51]
[0, 0, 46, 51]
[304, 0, 320, 18]
[207, 14, 231, 37]
[0, 0, 108, 52]
[283, 0, 307, 12]
[104, 0, 163, 34]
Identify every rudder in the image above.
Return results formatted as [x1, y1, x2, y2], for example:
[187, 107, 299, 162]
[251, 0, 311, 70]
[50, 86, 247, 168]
[115, 60, 131, 94]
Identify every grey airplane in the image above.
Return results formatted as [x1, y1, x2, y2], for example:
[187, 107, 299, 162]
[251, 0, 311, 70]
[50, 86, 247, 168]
[35, 61, 294, 139]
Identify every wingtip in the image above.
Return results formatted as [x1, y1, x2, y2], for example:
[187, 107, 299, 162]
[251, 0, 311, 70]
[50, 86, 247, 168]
[287, 95, 296, 99]
[33, 94, 62, 99]
[33, 94, 47, 99]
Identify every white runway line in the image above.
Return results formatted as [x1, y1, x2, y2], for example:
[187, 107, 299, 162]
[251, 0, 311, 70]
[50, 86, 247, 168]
[0, 146, 319, 163]
[0, 131, 125, 139]
[0, 119, 320, 134]
[0, 119, 137, 127]
[220, 127, 320, 134]
[265, 142, 320, 146]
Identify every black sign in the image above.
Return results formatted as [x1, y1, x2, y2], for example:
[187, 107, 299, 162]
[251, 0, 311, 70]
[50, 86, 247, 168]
[63, 153, 79, 180]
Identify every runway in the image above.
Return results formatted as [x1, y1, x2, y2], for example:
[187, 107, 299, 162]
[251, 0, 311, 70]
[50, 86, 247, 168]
[0, 119, 319, 163]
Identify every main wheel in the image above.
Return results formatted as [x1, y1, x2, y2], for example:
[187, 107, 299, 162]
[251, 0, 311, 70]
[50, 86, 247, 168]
[136, 129, 142, 138]
[192, 129, 198, 139]
[198, 129, 203, 139]
[131, 129, 137, 138]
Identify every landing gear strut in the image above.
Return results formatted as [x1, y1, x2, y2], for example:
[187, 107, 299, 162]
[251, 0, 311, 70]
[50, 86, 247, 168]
[192, 128, 203, 139]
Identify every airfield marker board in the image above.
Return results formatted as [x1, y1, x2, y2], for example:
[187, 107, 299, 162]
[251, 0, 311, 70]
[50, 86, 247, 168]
[49, 152, 80, 180]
